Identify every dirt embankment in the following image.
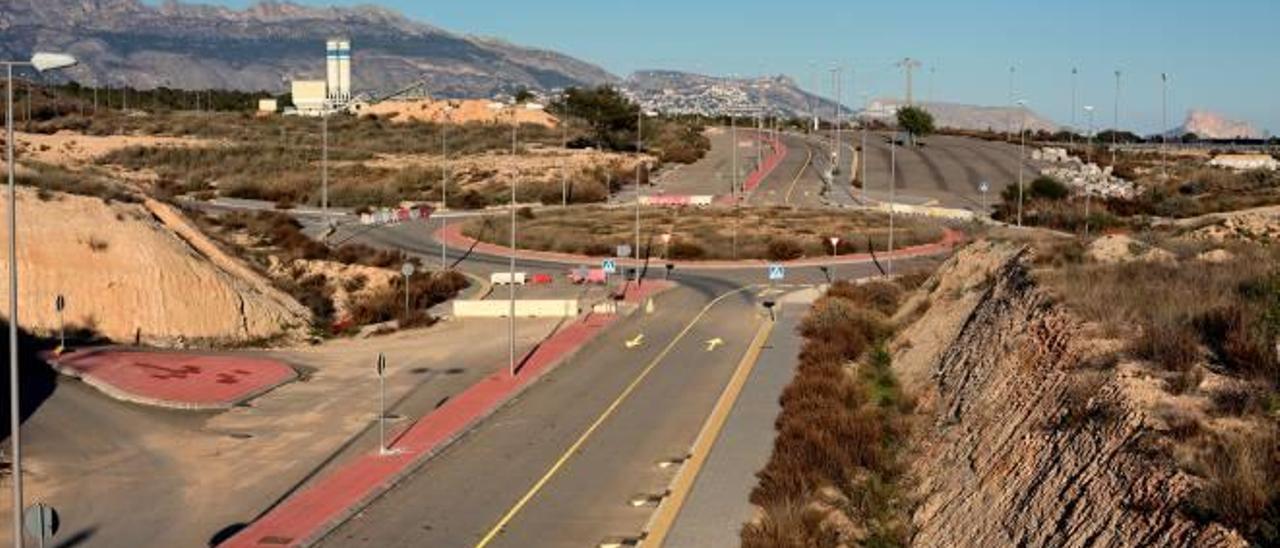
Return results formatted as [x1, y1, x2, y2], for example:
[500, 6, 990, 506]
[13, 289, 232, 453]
[892, 241, 1245, 546]
[0, 188, 310, 346]
[358, 98, 560, 127]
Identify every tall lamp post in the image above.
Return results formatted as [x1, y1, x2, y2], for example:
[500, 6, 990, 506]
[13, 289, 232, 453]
[1083, 105, 1096, 239]
[1070, 67, 1078, 148]
[440, 104, 453, 270]
[5, 51, 78, 548]
[1161, 73, 1169, 181]
[1016, 99, 1028, 227]
[1112, 70, 1121, 166]
[507, 103, 518, 377]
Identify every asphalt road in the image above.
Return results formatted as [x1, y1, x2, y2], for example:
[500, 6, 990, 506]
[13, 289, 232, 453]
[320, 274, 760, 547]
[808, 130, 1039, 211]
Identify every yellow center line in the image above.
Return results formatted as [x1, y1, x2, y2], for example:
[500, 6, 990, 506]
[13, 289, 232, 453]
[473, 284, 759, 548]
[784, 143, 814, 206]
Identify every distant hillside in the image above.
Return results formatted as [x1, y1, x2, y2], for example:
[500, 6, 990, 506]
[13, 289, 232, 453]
[859, 99, 1060, 133]
[0, 0, 617, 97]
[623, 70, 847, 119]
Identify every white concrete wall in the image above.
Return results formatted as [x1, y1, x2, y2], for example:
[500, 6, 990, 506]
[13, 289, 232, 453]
[453, 299, 579, 318]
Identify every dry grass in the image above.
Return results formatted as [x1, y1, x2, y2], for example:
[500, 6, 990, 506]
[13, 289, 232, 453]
[464, 206, 945, 261]
[745, 279, 914, 545]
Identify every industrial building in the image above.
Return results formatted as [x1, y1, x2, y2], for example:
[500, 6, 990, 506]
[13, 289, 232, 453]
[288, 38, 353, 116]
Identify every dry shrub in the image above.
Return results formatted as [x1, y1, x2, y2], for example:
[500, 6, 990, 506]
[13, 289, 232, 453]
[767, 237, 805, 261]
[799, 297, 891, 360]
[1130, 322, 1200, 376]
[345, 270, 468, 328]
[1187, 429, 1280, 545]
[741, 499, 840, 548]
[826, 280, 903, 317]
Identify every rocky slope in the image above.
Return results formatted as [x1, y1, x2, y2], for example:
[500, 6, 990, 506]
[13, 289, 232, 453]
[860, 98, 1060, 133]
[1, 0, 615, 96]
[891, 241, 1245, 546]
[0, 187, 311, 346]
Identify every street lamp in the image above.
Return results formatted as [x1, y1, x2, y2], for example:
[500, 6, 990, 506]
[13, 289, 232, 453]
[4, 51, 78, 548]
[507, 103, 518, 377]
[1113, 69, 1121, 166]
[635, 110, 656, 263]
[1161, 73, 1169, 181]
[1083, 105, 1096, 239]
[1016, 99, 1028, 227]
[440, 103, 454, 270]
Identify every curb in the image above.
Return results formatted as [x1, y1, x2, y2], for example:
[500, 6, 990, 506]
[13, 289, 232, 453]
[221, 283, 676, 548]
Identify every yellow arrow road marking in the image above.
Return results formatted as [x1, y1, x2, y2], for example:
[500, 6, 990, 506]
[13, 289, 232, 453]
[704, 338, 724, 351]
[625, 334, 645, 349]
[474, 285, 758, 548]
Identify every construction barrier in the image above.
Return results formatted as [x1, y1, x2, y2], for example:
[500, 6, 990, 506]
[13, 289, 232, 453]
[360, 204, 434, 225]
[453, 299, 580, 318]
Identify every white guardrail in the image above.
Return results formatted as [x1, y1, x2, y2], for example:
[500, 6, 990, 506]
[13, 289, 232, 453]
[452, 299, 580, 318]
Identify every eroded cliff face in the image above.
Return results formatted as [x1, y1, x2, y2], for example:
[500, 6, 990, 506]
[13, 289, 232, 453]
[893, 241, 1244, 547]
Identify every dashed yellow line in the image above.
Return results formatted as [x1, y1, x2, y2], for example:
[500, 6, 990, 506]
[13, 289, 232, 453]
[784, 144, 814, 205]
[640, 319, 775, 546]
[473, 285, 758, 548]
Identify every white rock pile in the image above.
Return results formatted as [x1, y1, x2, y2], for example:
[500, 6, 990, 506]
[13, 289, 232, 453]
[1031, 146, 1137, 199]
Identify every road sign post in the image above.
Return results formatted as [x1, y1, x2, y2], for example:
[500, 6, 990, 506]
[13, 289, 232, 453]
[400, 263, 415, 320]
[602, 258, 617, 292]
[53, 295, 65, 353]
[979, 181, 990, 214]
[376, 352, 388, 455]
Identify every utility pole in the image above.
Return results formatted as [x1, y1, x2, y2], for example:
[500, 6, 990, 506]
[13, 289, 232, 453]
[897, 58, 921, 106]
[561, 123, 568, 207]
[831, 66, 841, 176]
[888, 122, 896, 277]
[635, 109, 643, 263]
[860, 92, 869, 203]
[730, 112, 738, 200]
[321, 105, 329, 215]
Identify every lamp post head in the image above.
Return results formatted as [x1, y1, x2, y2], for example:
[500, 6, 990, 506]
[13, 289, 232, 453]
[30, 52, 77, 73]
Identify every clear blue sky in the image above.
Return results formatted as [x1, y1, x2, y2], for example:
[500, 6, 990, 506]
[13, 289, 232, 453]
[182, 0, 1279, 133]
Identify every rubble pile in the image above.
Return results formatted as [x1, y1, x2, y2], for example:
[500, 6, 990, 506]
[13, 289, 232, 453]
[1031, 147, 1137, 199]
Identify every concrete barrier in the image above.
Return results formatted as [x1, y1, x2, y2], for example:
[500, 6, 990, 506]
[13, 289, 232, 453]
[877, 202, 977, 221]
[453, 299, 580, 318]
[640, 195, 714, 206]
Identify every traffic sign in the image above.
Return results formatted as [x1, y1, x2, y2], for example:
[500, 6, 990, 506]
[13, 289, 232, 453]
[400, 263, 415, 277]
[615, 244, 632, 258]
[768, 264, 785, 281]
[376, 352, 387, 377]
[602, 259, 618, 274]
[23, 503, 58, 544]
[979, 181, 990, 193]
[54, 295, 65, 313]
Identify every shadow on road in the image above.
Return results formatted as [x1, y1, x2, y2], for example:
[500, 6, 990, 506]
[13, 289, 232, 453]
[0, 323, 62, 445]
[53, 526, 98, 548]
[208, 523, 247, 547]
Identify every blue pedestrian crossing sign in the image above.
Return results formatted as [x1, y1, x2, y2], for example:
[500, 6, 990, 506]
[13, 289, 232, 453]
[768, 264, 785, 281]
[602, 259, 618, 274]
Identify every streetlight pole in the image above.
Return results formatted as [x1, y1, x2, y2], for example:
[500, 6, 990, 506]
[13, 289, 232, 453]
[1113, 69, 1121, 166]
[635, 109, 643, 263]
[1084, 105, 1095, 239]
[888, 125, 896, 277]
[1017, 99, 1028, 227]
[440, 107, 450, 270]
[1007, 66, 1016, 142]
[730, 113, 738, 200]
[5, 52, 77, 548]
[860, 92, 869, 204]
[1070, 67, 1078, 148]
[561, 123, 568, 208]
[508, 105, 518, 378]
[1161, 73, 1169, 181]
[321, 105, 329, 215]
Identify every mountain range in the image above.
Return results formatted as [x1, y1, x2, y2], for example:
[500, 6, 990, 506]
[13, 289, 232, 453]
[1, 0, 616, 97]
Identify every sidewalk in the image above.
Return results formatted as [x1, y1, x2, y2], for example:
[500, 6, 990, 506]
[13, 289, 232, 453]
[663, 293, 813, 547]
[50, 348, 297, 410]
[222, 281, 674, 548]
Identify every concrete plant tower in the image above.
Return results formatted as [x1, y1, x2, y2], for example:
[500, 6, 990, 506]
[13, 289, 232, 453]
[326, 38, 351, 103]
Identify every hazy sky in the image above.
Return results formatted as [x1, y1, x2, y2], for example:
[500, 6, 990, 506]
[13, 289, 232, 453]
[170, 0, 1279, 133]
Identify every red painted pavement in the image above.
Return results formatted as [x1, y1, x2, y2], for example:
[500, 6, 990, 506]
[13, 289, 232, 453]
[52, 349, 296, 409]
[714, 135, 787, 205]
[222, 284, 672, 548]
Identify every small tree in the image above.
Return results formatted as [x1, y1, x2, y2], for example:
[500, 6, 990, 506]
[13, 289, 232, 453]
[896, 106, 935, 143]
